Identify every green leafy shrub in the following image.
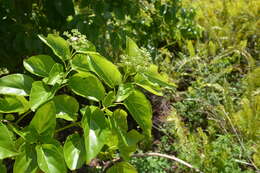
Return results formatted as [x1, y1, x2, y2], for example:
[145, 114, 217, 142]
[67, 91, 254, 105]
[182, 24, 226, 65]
[0, 32, 174, 172]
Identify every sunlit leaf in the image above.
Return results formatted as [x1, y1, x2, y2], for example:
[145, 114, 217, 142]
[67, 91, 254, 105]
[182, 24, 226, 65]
[13, 144, 38, 173]
[23, 55, 56, 77]
[81, 106, 110, 163]
[134, 73, 163, 96]
[0, 123, 19, 159]
[36, 144, 67, 173]
[103, 91, 116, 107]
[29, 81, 57, 111]
[124, 90, 152, 137]
[126, 37, 141, 58]
[53, 95, 79, 121]
[71, 54, 91, 72]
[63, 133, 86, 170]
[0, 74, 34, 96]
[69, 72, 105, 101]
[116, 83, 134, 102]
[29, 101, 56, 137]
[39, 34, 71, 61]
[87, 53, 122, 88]
[43, 63, 64, 85]
[0, 95, 29, 114]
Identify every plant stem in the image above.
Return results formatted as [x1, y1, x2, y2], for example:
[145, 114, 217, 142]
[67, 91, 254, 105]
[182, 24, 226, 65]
[55, 122, 81, 133]
[16, 110, 31, 124]
[103, 152, 203, 173]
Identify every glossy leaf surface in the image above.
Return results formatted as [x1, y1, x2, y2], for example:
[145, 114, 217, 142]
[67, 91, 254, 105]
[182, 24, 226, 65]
[69, 72, 105, 101]
[43, 63, 64, 85]
[13, 144, 38, 173]
[29, 101, 56, 136]
[87, 53, 122, 87]
[0, 123, 19, 159]
[124, 90, 152, 137]
[71, 54, 91, 72]
[134, 73, 163, 96]
[29, 81, 57, 111]
[103, 91, 115, 107]
[0, 96, 29, 114]
[0, 74, 34, 96]
[39, 34, 71, 61]
[81, 106, 110, 163]
[23, 55, 56, 77]
[53, 95, 79, 121]
[36, 144, 67, 173]
[116, 83, 134, 102]
[111, 110, 143, 160]
[63, 133, 86, 170]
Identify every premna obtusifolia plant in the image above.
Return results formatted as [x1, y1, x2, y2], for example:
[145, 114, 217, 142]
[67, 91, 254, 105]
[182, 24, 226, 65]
[0, 30, 174, 173]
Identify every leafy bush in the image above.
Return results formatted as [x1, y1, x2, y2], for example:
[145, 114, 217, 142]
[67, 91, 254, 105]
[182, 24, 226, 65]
[0, 32, 174, 172]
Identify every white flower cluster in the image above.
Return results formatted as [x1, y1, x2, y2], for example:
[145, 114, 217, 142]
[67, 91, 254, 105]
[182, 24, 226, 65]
[120, 47, 152, 73]
[63, 29, 92, 51]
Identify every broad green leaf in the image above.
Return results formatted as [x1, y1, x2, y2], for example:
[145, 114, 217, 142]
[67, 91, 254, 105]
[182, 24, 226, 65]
[0, 160, 6, 173]
[126, 130, 144, 146]
[103, 91, 116, 107]
[87, 53, 122, 87]
[134, 73, 163, 96]
[39, 34, 71, 61]
[0, 123, 19, 159]
[12, 126, 39, 144]
[112, 109, 128, 132]
[36, 144, 67, 173]
[23, 55, 56, 77]
[29, 102, 56, 136]
[29, 81, 57, 111]
[37, 137, 63, 153]
[0, 74, 34, 96]
[116, 83, 134, 102]
[119, 130, 143, 159]
[81, 106, 110, 163]
[71, 54, 91, 72]
[53, 95, 79, 121]
[106, 162, 137, 173]
[124, 90, 152, 137]
[0, 95, 29, 114]
[13, 144, 38, 173]
[126, 37, 141, 58]
[43, 63, 64, 85]
[110, 110, 128, 159]
[143, 65, 176, 89]
[63, 133, 86, 170]
[69, 72, 105, 101]
[111, 110, 143, 160]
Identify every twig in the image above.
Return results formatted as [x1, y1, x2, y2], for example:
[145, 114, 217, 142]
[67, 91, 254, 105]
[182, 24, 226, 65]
[103, 152, 203, 173]
[132, 152, 203, 173]
[55, 122, 81, 133]
[234, 159, 255, 167]
[16, 110, 31, 124]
